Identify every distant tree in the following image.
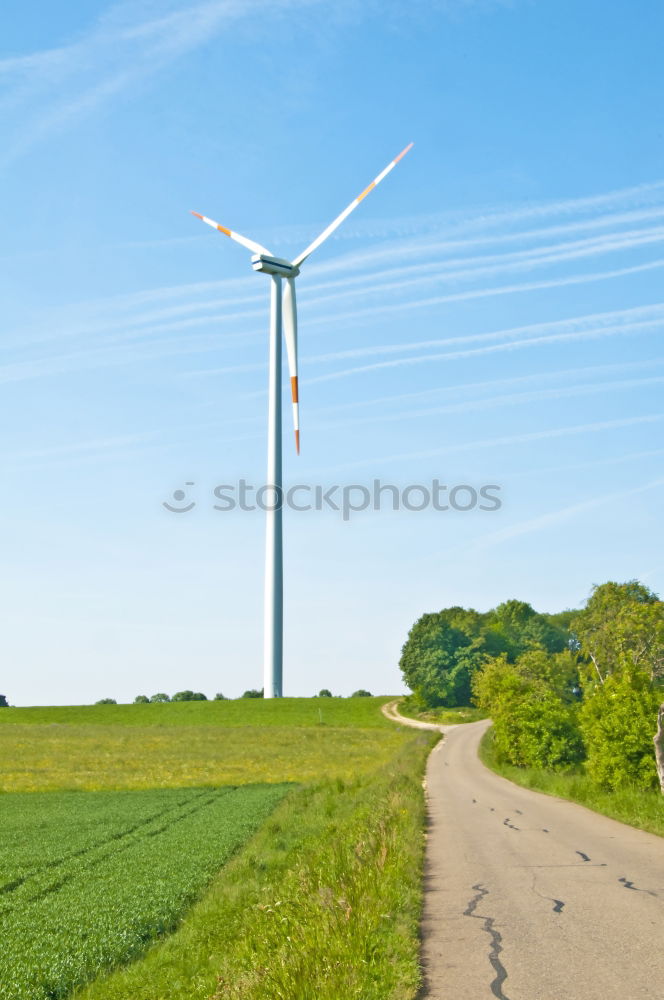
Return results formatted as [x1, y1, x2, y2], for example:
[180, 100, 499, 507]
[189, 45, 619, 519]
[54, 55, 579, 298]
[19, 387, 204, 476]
[95, 698, 117, 705]
[150, 693, 170, 703]
[401, 600, 574, 709]
[318, 689, 333, 697]
[213, 692, 227, 700]
[351, 689, 372, 697]
[241, 688, 264, 698]
[0, 695, 8, 708]
[133, 695, 149, 704]
[172, 690, 208, 702]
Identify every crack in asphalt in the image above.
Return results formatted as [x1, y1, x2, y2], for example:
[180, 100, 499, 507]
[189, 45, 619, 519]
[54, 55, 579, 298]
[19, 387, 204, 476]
[530, 872, 566, 914]
[618, 876, 658, 897]
[576, 851, 591, 862]
[464, 883, 511, 999]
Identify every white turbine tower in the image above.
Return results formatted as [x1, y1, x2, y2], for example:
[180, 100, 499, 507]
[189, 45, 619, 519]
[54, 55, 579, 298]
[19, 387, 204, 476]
[192, 143, 413, 698]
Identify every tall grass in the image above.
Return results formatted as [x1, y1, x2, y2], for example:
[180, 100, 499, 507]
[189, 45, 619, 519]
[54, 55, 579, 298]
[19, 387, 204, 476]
[480, 728, 664, 838]
[75, 732, 437, 1000]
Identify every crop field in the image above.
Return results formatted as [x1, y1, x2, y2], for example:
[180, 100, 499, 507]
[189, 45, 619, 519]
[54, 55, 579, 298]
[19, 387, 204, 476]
[0, 726, 406, 792]
[1, 698, 432, 1000]
[0, 698, 402, 792]
[0, 784, 288, 1000]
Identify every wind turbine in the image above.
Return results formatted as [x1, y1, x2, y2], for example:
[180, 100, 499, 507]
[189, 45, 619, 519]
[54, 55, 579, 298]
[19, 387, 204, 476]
[192, 142, 413, 698]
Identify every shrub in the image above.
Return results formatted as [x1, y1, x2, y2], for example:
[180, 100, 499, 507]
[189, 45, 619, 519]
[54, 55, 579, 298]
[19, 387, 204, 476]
[350, 689, 372, 698]
[172, 691, 208, 702]
[95, 698, 117, 705]
[150, 693, 170, 703]
[213, 692, 227, 701]
[318, 689, 333, 697]
[241, 689, 264, 699]
[133, 695, 149, 704]
[579, 669, 660, 790]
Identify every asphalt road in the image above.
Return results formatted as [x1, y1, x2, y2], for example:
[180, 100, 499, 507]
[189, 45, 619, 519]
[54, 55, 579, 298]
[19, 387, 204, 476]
[387, 708, 664, 999]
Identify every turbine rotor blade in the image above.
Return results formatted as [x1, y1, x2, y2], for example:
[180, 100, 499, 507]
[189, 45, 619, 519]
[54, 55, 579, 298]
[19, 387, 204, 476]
[190, 211, 272, 256]
[283, 277, 300, 455]
[291, 142, 414, 268]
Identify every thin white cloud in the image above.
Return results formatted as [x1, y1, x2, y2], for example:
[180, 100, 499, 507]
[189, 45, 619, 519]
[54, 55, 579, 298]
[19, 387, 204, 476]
[307, 312, 664, 384]
[321, 414, 664, 474]
[312, 374, 664, 431]
[0, 0, 318, 168]
[471, 477, 664, 552]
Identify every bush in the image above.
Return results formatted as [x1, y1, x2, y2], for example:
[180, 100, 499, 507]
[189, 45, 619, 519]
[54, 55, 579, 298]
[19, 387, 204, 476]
[579, 669, 660, 790]
[241, 689, 264, 699]
[473, 652, 584, 769]
[318, 689, 333, 698]
[133, 695, 149, 704]
[0, 695, 8, 708]
[150, 693, 170, 703]
[95, 699, 117, 705]
[172, 691, 208, 702]
[350, 689, 372, 698]
[492, 696, 584, 769]
[213, 693, 227, 701]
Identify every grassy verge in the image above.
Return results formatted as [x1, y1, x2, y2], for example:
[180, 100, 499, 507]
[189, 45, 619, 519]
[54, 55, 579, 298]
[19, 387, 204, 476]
[479, 727, 664, 838]
[396, 697, 486, 727]
[74, 731, 437, 1000]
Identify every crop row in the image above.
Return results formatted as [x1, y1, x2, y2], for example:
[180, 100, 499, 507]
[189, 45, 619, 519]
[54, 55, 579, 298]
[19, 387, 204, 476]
[0, 784, 289, 1000]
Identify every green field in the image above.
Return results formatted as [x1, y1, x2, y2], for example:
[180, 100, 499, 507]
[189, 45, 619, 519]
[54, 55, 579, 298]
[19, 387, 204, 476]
[1, 697, 432, 1000]
[0, 785, 289, 1000]
[0, 697, 393, 728]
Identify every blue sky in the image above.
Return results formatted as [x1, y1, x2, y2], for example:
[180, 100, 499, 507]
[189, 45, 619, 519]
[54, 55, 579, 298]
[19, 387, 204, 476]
[2, 0, 663, 705]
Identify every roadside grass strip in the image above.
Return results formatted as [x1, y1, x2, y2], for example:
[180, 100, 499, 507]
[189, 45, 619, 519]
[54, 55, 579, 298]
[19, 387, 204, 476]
[0, 785, 289, 1000]
[74, 732, 436, 1000]
[480, 728, 664, 838]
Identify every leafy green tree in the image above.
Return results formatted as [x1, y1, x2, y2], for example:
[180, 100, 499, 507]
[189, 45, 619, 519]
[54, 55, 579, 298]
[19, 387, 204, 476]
[95, 698, 117, 705]
[241, 689, 264, 698]
[350, 689, 372, 697]
[400, 600, 572, 708]
[133, 695, 149, 704]
[318, 689, 333, 697]
[399, 612, 478, 707]
[0, 695, 8, 708]
[172, 690, 207, 702]
[150, 693, 170, 703]
[576, 581, 663, 683]
[213, 692, 227, 700]
[579, 667, 661, 790]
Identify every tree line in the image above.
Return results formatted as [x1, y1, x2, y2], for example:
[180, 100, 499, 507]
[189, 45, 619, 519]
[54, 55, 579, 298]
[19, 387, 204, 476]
[399, 580, 664, 793]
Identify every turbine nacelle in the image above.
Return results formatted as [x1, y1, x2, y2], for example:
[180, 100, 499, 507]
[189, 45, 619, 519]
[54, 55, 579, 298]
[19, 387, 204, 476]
[251, 254, 300, 278]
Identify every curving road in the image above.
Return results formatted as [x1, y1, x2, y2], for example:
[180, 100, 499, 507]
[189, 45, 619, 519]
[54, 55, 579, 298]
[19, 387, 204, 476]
[385, 705, 664, 1000]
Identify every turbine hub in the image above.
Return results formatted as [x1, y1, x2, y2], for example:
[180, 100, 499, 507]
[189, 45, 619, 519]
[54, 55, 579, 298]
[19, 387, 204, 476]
[251, 254, 300, 278]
